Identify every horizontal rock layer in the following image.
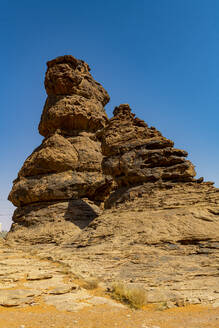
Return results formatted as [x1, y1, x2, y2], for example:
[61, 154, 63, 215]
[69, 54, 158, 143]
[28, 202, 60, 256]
[100, 104, 196, 188]
[39, 96, 108, 137]
[7, 199, 101, 244]
[18, 133, 104, 177]
[9, 171, 112, 207]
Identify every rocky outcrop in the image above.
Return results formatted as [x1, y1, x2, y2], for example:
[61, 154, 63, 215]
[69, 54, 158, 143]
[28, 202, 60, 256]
[7, 55, 219, 246]
[101, 104, 195, 184]
[63, 103, 218, 306]
[8, 55, 112, 243]
[6, 55, 219, 306]
[100, 103, 196, 207]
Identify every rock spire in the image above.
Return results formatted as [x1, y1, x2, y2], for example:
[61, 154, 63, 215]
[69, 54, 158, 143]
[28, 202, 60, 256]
[8, 55, 112, 243]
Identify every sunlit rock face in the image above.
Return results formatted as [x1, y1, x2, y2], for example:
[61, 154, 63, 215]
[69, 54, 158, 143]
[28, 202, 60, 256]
[39, 55, 109, 137]
[8, 55, 112, 244]
[7, 56, 219, 248]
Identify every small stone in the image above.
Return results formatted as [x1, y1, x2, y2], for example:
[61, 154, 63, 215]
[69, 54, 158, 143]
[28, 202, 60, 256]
[27, 273, 53, 280]
[48, 285, 72, 295]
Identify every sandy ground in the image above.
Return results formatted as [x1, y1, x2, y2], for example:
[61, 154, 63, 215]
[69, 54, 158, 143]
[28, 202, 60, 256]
[0, 303, 219, 328]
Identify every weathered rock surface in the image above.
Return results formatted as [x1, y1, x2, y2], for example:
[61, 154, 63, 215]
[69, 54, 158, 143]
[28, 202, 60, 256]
[9, 199, 101, 244]
[101, 104, 196, 189]
[39, 55, 109, 137]
[6, 55, 219, 307]
[8, 55, 112, 243]
[9, 170, 110, 206]
[0, 244, 125, 313]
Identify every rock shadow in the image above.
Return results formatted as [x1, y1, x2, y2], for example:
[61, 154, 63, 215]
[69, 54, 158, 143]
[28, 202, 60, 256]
[64, 199, 99, 229]
[12, 199, 99, 230]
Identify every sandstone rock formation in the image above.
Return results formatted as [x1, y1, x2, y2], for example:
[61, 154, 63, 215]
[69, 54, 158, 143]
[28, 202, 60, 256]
[8, 55, 112, 243]
[7, 55, 219, 245]
[61, 103, 219, 307]
[100, 103, 197, 208]
[6, 55, 219, 306]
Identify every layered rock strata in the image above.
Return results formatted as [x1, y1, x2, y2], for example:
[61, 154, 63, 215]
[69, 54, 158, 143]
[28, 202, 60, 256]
[101, 104, 195, 184]
[99, 104, 197, 207]
[7, 55, 219, 251]
[63, 104, 218, 306]
[8, 55, 112, 243]
[7, 55, 219, 306]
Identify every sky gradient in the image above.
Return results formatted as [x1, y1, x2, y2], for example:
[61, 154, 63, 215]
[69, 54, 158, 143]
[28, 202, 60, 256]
[1, 0, 219, 230]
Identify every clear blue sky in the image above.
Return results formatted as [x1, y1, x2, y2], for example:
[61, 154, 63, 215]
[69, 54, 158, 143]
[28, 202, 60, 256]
[1, 0, 219, 230]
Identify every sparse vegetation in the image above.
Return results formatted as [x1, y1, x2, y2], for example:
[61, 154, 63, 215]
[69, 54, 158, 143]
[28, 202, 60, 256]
[82, 278, 99, 290]
[110, 282, 146, 309]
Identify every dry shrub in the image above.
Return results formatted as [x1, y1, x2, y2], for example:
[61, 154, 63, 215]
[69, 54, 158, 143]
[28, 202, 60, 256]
[83, 278, 99, 290]
[111, 282, 146, 309]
